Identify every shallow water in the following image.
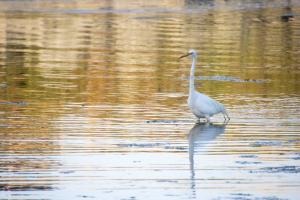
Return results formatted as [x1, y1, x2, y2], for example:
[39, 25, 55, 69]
[0, 0, 300, 199]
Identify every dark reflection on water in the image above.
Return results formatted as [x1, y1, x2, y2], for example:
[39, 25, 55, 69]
[0, 0, 300, 199]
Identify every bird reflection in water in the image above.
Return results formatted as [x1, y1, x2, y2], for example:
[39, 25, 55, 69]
[188, 122, 226, 199]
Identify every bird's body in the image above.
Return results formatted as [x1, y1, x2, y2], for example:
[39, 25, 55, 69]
[180, 49, 230, 122]
[188, 91, 225, 119]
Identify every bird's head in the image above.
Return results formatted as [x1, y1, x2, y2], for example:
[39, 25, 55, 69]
[179, 49, 198, 59]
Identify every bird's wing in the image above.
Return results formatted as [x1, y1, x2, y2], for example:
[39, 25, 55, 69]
[195, 93, 225, 115]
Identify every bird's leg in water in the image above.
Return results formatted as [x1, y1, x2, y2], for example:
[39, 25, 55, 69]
[223, 113, 227, 121]
[205, 116, 210, 123]
[223, 115, 228, 124]
[226, 113, 230, 121]
[196, 118, 202, 124]
[196, 117, 207, 124]
[223, 112, 230, 122]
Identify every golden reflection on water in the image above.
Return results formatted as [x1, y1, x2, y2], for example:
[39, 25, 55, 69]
[0, 0, 300, 199]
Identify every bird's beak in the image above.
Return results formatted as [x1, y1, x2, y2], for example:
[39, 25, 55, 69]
[179, 52, 192, 59]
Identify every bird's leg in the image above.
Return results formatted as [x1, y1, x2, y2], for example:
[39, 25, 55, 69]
[223, 111, 230, 122]
[221, 113, 230, 125]
[205, 116, 210, 123]
[223, 113, 227, 121]
[226, 113, 230, 121]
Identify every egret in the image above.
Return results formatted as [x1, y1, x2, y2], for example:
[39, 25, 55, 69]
[179, 49, 230, 122]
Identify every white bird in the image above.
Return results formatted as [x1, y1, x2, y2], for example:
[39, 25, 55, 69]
[179, 49, 230, 122]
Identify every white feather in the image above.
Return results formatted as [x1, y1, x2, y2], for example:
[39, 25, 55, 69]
[180, 49, 230, 122]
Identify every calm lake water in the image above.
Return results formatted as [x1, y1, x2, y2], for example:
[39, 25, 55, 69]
[0, 0, 300, 199]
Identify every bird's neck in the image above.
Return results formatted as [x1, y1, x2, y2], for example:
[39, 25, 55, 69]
[189, 55, 197, 97]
